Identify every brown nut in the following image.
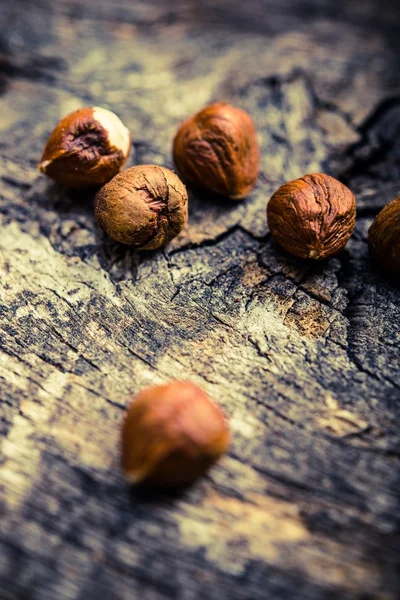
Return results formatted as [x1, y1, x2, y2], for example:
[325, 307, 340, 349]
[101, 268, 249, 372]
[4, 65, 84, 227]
[267, 173, 356, 260]
[368, 196, 400, 274]
[39, 107, 131, 187]
[173, 102, 260, 200]
[95, 165, 188, 249]
[121, 381, 230, 487]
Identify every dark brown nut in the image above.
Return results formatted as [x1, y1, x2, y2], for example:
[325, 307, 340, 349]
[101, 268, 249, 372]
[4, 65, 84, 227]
[39, 107, 131, 187]
[121, 381, 230, 487]
[267, 173, 356, 260]
[173, 102, 260, 200]
[95, 165, 188, 249]
[368, 196, 400, 274]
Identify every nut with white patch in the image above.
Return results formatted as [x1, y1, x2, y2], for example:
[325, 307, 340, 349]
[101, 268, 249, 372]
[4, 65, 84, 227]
[39, 107, 131, 188]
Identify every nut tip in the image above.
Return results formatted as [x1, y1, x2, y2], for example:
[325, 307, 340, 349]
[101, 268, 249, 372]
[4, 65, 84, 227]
[229, 191, 248, 200]
[123, 469, 146, 486]
[39, 160, 51, 173]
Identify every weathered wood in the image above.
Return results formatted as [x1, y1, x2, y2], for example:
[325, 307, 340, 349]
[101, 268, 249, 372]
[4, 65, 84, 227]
[1, 1, 399, 599]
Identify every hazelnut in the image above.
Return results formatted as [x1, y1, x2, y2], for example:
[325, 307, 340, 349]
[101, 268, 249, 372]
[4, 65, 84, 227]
[39, 107, 131, 187]
[95, 165, 188, 249]
[121, 381, 230, 487]
[173, 102, 260, 200]
[267, 173, 356, 260]
[368, 196, 400, 274]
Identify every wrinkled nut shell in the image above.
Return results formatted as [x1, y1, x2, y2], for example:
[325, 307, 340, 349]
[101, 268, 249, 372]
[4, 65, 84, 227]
[267, 173, 356, 260]
[39, 107, 131, 187]
[121, 381, 230, 487]
[95, 165, 188, 249]
[173, 102, 260, 200]
[368, 196, 400, 274]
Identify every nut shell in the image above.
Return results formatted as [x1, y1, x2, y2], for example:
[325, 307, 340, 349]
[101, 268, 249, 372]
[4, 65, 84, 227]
[121, 381, 230, 487]
[368, 196, 400, 274]
[95, 165, 188, 249]
[267, 173, 356, 260]
[39, 107, 131, 187]
[173, 102, 259, 200]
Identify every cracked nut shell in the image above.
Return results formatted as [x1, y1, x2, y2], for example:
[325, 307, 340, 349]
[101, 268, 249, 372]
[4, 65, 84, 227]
[267, 173, 356, 260]
[121, 381, 230, 487]
[368, 196, 400, 274]
[95, 165, 188, 249]
[173, 102, 260, 200]
[39, 107, 131, 187]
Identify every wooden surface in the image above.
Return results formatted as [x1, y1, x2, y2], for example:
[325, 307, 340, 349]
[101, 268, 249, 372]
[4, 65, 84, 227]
[1, 1, 400, 599]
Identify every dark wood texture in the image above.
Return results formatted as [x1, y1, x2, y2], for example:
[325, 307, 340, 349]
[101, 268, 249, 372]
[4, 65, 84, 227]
[1, 1, 400, 599]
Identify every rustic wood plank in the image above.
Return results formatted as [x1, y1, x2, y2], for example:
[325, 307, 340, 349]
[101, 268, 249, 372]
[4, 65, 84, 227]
[1, 1, 399, 599]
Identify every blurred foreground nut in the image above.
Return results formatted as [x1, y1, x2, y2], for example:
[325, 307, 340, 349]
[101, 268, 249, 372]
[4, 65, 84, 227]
[95, 165, 188, 249]
[39, 107, 131, 187]
[267, 173, 356, 260]
[173, 102, 259, 199]
[368, 196, 400, 274]
[121, 381, 230, 487]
